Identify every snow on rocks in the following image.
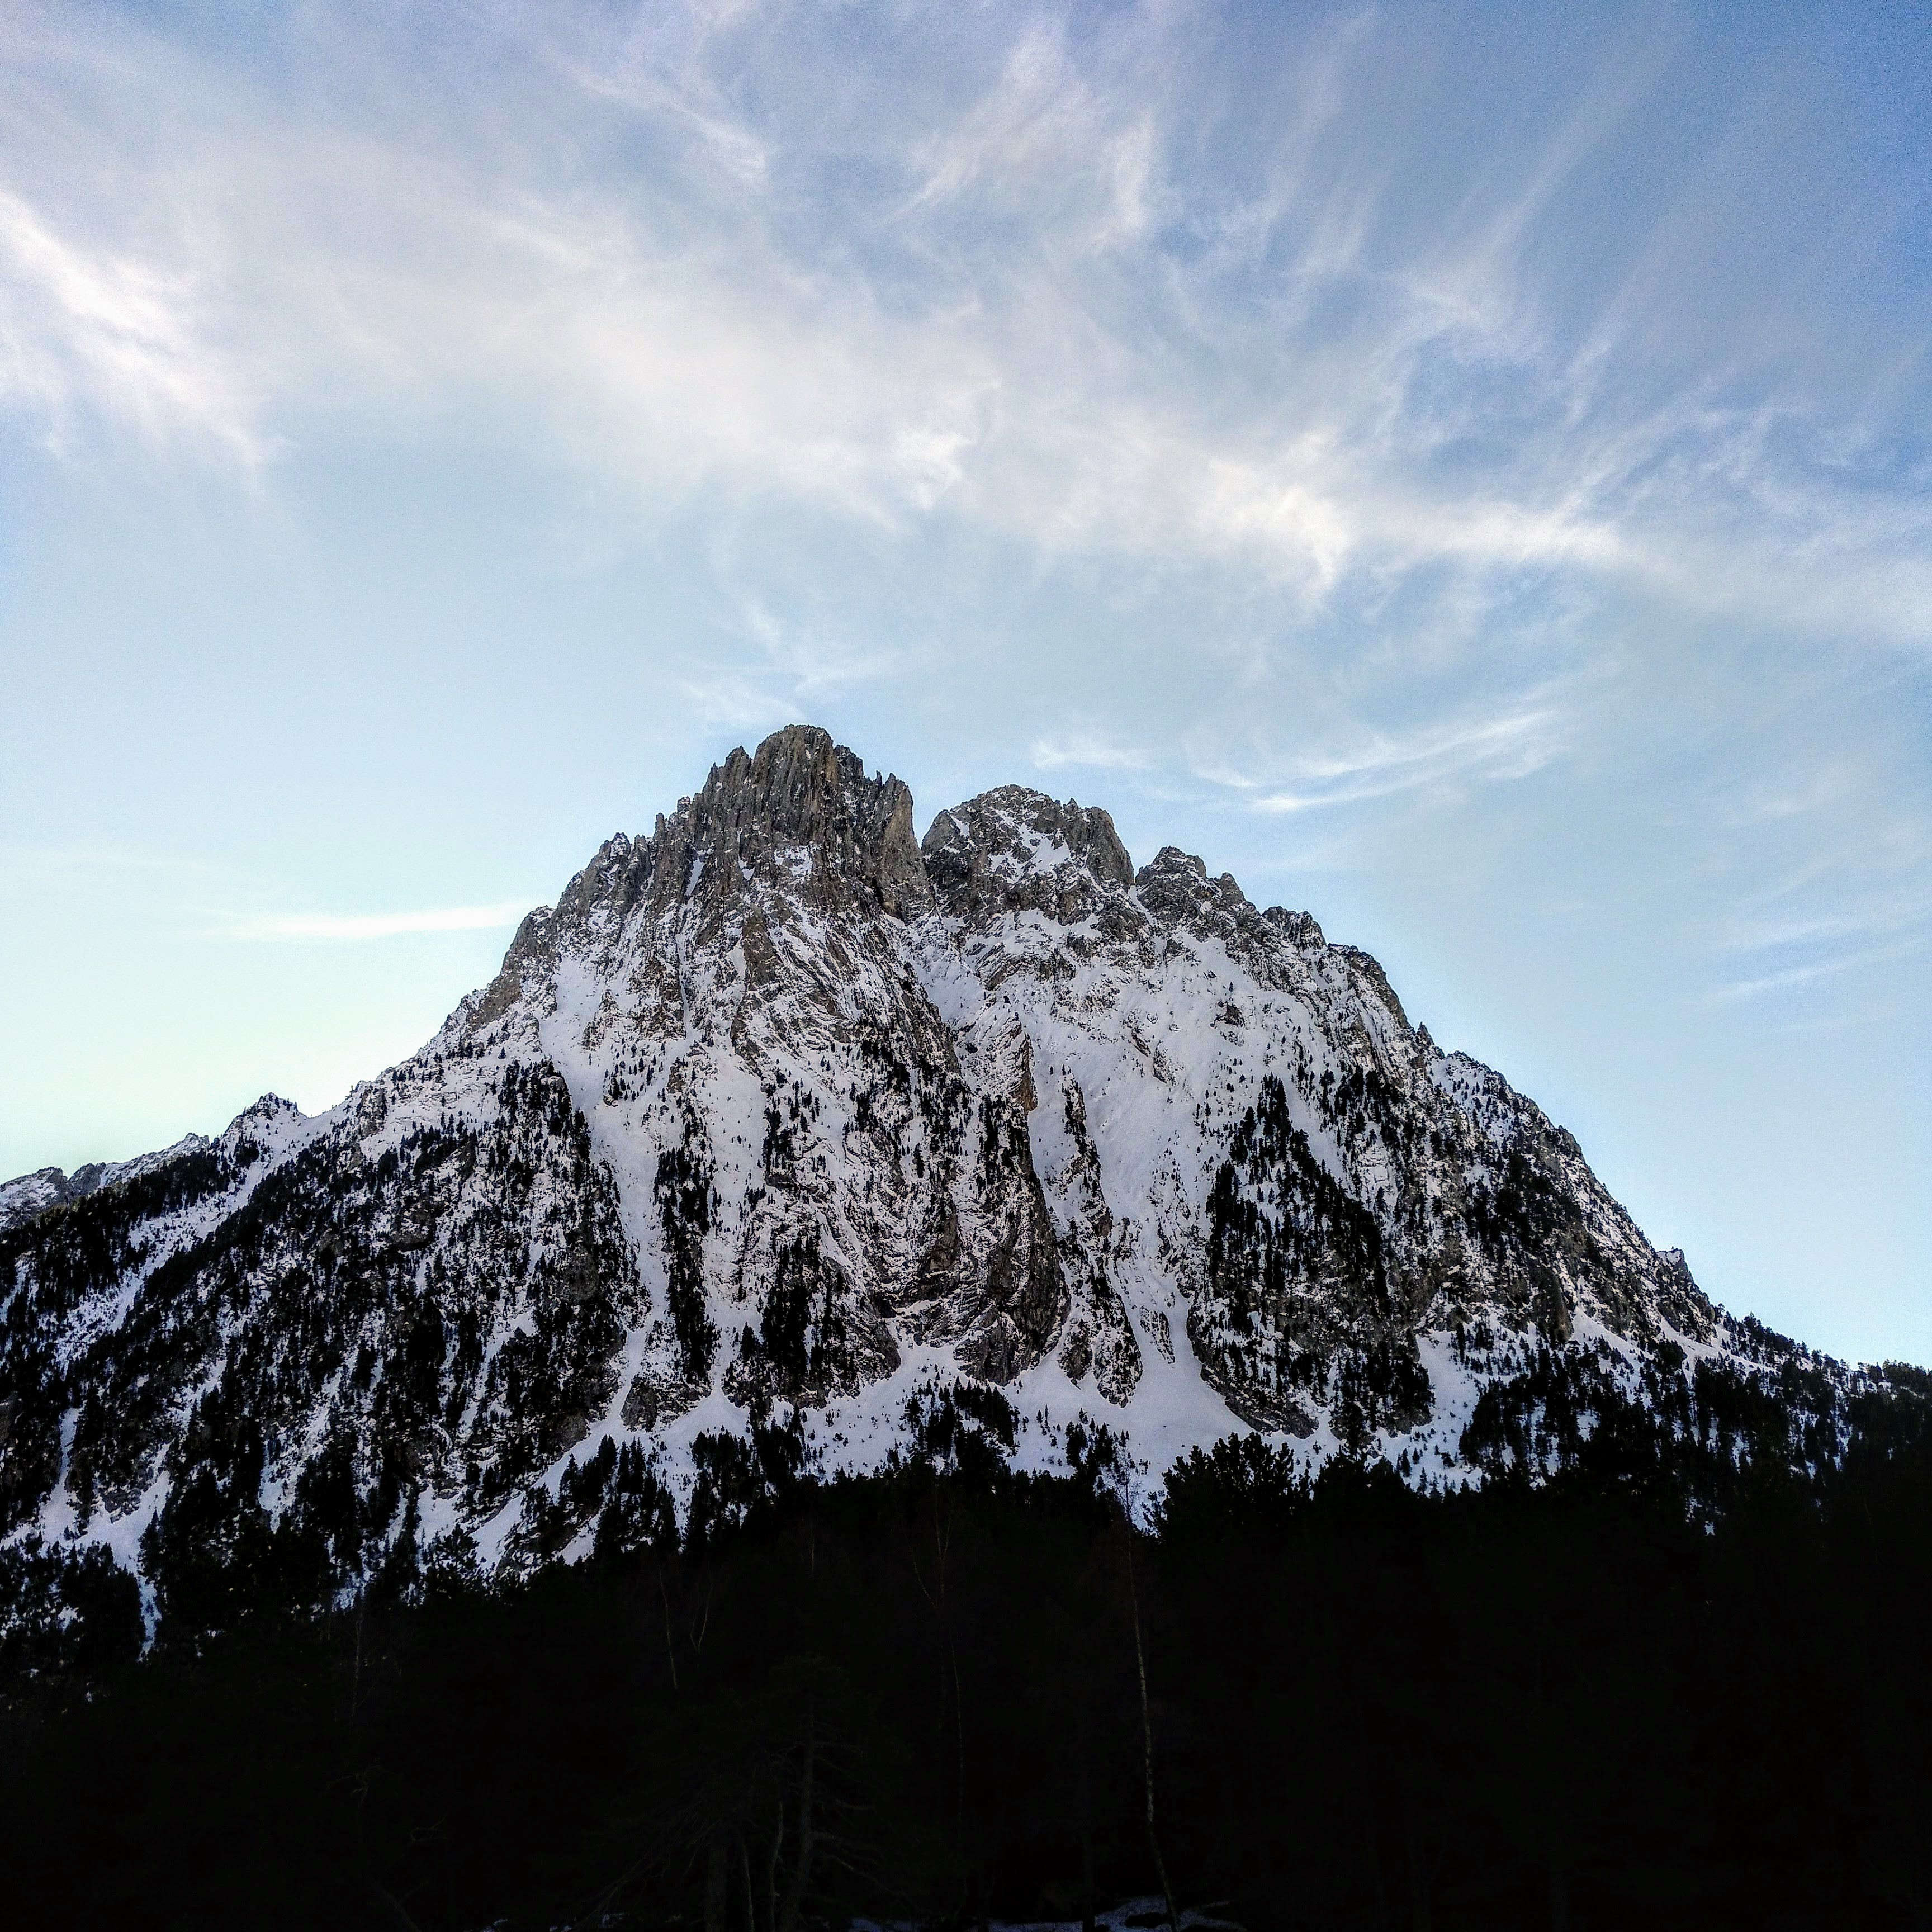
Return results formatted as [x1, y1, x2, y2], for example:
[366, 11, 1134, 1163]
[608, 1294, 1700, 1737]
[1, 725, 1798, 1589]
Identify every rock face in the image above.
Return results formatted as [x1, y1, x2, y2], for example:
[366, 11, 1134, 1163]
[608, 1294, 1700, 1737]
[0, 724, 1845, 1594]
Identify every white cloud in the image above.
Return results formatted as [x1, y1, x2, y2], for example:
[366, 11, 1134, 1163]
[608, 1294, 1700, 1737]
[1030, 731, 1153, 773]
[0, 0, 1921, 654]
[1248, 705, 1564, 813]
[1721, 901, 1931, 955]
[225, 903, 532, 942]
[1712, 936, 1928, 1003]
[0, 0, 1924, 686]
[0, 188, 263, 457]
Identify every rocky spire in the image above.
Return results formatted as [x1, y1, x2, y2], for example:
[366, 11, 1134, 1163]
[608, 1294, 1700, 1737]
[645, 724, 932, 924]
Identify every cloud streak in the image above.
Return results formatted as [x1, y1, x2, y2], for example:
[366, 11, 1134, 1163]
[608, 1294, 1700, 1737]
[225, 904, 532, 943]
[1246, 705, 1564, 813]
[1030, 731, 1153, 774]
[2, 2, 1926, 645]
[0, 186, 263, 458]
[1712, 936, 1928, 1003]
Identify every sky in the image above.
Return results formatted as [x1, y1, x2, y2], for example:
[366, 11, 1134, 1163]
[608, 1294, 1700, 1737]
[1, 0, 1927, 1365]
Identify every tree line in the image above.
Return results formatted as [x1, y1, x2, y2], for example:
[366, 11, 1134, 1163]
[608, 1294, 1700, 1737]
[2, 1368, 1930, 1931]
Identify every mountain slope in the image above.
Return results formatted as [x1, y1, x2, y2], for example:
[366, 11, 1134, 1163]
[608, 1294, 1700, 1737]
[0, 726, 1883, 1609]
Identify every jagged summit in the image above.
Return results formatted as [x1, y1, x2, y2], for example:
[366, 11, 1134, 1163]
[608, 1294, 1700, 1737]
[922, 785, 1135, 924]
[0, 723, 1868, 1603]
[639, 724, 932, 923]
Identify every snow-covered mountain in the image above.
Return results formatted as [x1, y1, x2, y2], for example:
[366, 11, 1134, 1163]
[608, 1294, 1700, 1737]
[0, 726, 1868, 1595]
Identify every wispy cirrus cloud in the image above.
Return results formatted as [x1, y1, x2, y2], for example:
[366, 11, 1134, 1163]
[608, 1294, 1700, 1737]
[1245, 704, 1564, 814]
[0, 186, 264, 458]
[1712, 935, 1928, 1003]
[1030, 731, 1153, 774]
[224, 904, 532, 943]
[2, 2, 1926, 646]
[1721, 902, 1930, 956]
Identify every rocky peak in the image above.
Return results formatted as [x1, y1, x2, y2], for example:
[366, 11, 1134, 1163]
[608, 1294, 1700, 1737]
[503, 729, 933, 982]
[0, 1166, 100, 1233]
[646, 725, 931, 925]
[1, 717, 1832, 1624]
[1134, 848, 1290, 962]
[1133, 846, 1246, 921]
[922, 786, 1135, 924]
[1262, 905, 1325, 950]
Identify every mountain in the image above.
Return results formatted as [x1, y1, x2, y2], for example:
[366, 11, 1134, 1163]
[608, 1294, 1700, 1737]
[0, 725, 1886, 1617]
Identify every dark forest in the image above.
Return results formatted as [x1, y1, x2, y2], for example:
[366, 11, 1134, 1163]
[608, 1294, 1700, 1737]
[3, 1366, 1930, 1932]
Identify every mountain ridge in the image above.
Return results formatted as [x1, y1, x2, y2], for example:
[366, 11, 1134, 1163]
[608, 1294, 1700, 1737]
[0, 724, 1897, 1621]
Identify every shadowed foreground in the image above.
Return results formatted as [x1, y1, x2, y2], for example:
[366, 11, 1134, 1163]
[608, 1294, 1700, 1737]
[3, 1375, 1931, 1931]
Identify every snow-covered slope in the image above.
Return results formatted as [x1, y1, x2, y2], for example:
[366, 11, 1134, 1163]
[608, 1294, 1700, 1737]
[0, 726, 1865, 1591]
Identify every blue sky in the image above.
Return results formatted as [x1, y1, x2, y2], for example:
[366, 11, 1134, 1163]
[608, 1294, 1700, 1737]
[2, 0, 1927, 1363]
